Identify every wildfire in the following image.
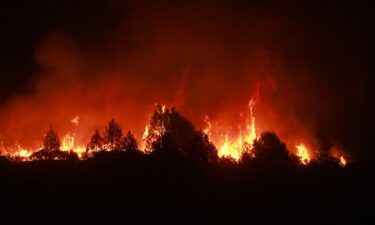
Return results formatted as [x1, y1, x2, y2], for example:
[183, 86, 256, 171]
[339, 156, 347, 167]
[213, 98, 257, 161]
[141, 104, 167, 152]
[61, 134, 86, 158]
[296, 144, 311, 165]
[203, 115, 212, 139]
[141, 125, 150, 152]
[218, 134, 245, 161]
[3, 103, 349, 166]
[8, 143, 36, 161]
[247, 99, 257, 145]
[7, 116, 87, 160]
[16, 149, 32, 158]
[12, 149, 33, 161]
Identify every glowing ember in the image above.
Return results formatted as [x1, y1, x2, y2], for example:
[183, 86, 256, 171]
[71, 116, 80, 126]
[339, 156, 347, 167]
[296, 144, 311, 165]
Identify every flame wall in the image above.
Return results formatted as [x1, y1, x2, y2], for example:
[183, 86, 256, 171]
[0, 1, 372, 160]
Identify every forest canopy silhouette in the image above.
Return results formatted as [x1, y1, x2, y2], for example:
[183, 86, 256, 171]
[0, 105, 372, 223]
[2, 105, 348, 169]
[0, 1, 373, 223]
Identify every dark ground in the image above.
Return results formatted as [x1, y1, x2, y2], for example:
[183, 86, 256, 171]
[0, 154, 373, 224]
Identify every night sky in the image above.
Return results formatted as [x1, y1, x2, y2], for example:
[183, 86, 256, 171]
[1, 1, 374, 160]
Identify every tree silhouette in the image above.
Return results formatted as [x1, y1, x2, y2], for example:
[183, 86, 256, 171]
[251, 132, 291, 166]
[122, 131, 138, 152]
[143, 105, 169, 151]
[43, 127, 61, 152]
[29, 127, 79, 160]
[87, 129, 103, 152]
[145, 106, 195, 154]
[30, 149, 78, 161]
[145, 105, 218, 162]
[309, 152, 341, 168]
[103, 119, 123, 151]
[189, 130, 218, 162]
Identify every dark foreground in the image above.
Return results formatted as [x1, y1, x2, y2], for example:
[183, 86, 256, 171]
[0, 155, 373, 224]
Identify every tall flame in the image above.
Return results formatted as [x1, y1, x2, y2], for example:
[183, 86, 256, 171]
[215, 98, 257, 161]
[141, 125, 150, 152]
[296, 144, 311, 165]
[246, 100, 257, 144]
[61, 133, 86, 158]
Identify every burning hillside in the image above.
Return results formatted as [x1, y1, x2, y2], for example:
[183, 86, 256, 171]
[0, 0, 371, 167]
[1, 102, 347, 167]
[1, 2, 374, 223]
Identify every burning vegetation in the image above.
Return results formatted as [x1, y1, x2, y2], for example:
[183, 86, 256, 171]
[1, 102, 347, 168]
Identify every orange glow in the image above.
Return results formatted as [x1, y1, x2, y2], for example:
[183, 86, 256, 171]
[8, 116, 88, 160]
[7, 142, 38, 161]
[296, 143, 311, 165]
[60, 134, 86, 158]
[203, 115, 212, 139]
[141, 125, 150, 152]
[2, 104, 348, 166]
[17, 149, 32, 158]
[217, 134, 249, 161]
[11, 148, 33, 161]
[61, 134, 75, 151]
[212, 98, 257, 161]
[71, 116, 79, 126]
[141, 104, 168, 152]
[0, 28, 353, 166]
[339, 156, 347, 167]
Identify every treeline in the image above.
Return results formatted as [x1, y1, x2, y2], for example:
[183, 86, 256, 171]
[2, 105, 346, 168]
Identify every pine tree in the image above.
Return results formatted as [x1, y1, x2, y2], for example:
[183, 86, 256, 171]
[87, 129, 103, 152]
[103, 119, 123, 151]
[43, 127, 61, 152]
[122, 131, 138, 152]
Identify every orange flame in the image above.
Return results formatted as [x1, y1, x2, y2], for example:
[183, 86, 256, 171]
[296, 144, 311, 165]
[8, 143, 36, 161]
[4, 104, 349, 166]
[214, 98, 257, 161]
[71, 116, 80, 126]
[141, 104, 168, 152]
[141, 125, 150, 152]
[60, 134, 86, 158]
[339, 156, 347, 167]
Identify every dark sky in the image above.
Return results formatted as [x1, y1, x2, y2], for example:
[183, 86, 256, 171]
[1, 0, 374, 160]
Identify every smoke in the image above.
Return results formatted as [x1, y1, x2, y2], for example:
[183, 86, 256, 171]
[0, 1, 372, 160]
